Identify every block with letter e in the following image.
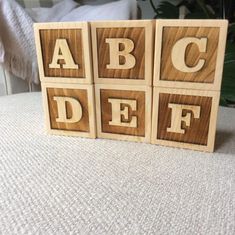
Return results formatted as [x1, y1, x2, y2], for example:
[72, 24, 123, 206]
[42, 83, 96, 138]
[91, 20, 154, 85]
[95, 84, 152, 143]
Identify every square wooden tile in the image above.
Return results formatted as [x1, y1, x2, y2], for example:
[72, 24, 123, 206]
[154, 20, 228, 90]
[42, 83, 96, 138]
[151, 87, 220, 152]
[34, 22, 93, 84]
[95, 84, 152, 142]
[91, 20, 154, 85]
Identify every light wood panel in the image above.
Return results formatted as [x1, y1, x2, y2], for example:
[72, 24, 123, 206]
[95, 84, 152, 143]
[154, 20, 228, 90]
[34, 22, 93, 84]
[151, 87, 220, 152]
[41, 83, 96, 138]
[91, 20, 154, 85]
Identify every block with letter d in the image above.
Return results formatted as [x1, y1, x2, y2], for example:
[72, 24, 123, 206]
[41, 83, 96, 138]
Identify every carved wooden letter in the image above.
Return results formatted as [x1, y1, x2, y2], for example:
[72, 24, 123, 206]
[108, 98, 137, 127]
[105, 38, 136, 69]
[171, 37, 208, 73]
[49, 39, 79, 69]
[167, 103, 201, 134]
[53, 96, 82, 123]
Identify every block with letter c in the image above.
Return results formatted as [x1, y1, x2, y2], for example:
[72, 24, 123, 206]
[153, 20, 228, 90]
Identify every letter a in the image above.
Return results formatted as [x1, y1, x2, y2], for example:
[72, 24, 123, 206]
[53, 96, 82, 123]
[49, 39, 79, 69]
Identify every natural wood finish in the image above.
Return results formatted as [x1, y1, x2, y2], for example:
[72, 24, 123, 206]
[154, 20, 228, 90]
[91, 20, 154, 85]
[151, 87, 220, 152]
[95, 84, 152, 143]
[40, 29, 85, 78]
[34, 22, 93, 84]
[41, 83, 96, 138]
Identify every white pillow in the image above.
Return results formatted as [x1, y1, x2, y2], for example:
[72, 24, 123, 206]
[61, 0, 137, 21]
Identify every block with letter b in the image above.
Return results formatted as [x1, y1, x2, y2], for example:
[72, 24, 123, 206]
[95, 84, 152, 143]
[91, 20, 154, 85]
[34, 22, 93, 84]
[151, 87, 220, 152]
[154, 20, 228, 90]
[42, 83, 96, 138]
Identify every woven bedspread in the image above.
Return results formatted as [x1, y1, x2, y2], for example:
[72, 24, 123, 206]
[0, 92, 234, 234]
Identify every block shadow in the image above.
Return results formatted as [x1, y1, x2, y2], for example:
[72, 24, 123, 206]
[214, 130, 235, 154]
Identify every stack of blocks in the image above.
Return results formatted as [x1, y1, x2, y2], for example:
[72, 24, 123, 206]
[34, 19, 228, 152]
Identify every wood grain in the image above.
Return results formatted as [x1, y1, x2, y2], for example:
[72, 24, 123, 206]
[91, 20, 154, 85]
[47, 87, 89, 132]
[97, 27, 145, 80]
[40, 29, 85, 78]
[100, 89, 145, 136]
[157, 93, 212, 145]
[95, 84, 152, 143]
[151, 88, 220, 152]
[160, 26, 219, 83]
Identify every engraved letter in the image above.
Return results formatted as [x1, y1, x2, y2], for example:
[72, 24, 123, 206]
[53, 96, 82, 123]
[49, 39, 79, 69]
[171, 37, 208, 73]
[106, 38, 136, 69]
[108, 98, 137, 127]
[167, 103, 201, 134]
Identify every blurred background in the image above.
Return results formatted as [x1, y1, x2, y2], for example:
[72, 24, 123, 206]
[0, 0, 234, 107]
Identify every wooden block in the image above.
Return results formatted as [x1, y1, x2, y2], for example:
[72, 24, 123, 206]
[154, 20, 228, 90]
[91, 20, 154, 85]
[95, 84, 152, 142]
[151, 87, 220, 152]
[41, 83, 96, 138]
[34, 22, 93, 84]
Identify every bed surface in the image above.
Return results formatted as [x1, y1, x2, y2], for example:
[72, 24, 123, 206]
[0, 92, 235, 234]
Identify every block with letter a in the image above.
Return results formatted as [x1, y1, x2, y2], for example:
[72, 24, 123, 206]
[152, 20, 228, 152]
[34, 22, 93, 84]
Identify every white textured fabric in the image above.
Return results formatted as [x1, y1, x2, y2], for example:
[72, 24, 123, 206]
[0, 0, 137, 85]
[0, 92, 235, 235]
